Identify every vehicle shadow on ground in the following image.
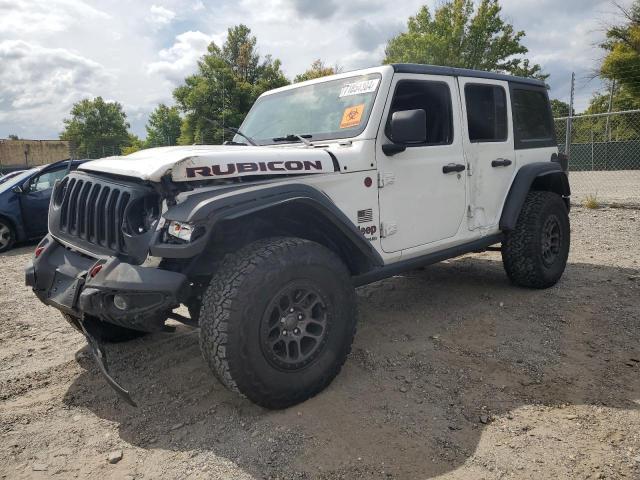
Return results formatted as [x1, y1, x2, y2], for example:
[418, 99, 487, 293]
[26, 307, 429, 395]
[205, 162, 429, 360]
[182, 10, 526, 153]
[62, 256, 640, 479]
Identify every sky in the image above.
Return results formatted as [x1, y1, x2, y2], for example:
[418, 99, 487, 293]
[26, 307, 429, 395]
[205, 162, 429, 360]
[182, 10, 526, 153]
[0, 0, 625, 140]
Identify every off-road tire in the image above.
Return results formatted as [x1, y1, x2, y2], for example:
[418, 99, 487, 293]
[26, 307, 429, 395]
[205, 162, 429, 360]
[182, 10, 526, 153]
[502, 191, 570, 289]
[0, 218, 16, 253]
[62, 313, 147, 343]
[199, 237, 357, 409]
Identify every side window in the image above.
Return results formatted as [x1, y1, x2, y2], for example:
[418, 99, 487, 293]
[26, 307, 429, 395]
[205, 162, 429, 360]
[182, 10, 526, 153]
[512, 88, 555, 148]
[386, 80, 453, 146]
[29, 169, 67, 192]
[465, 84, 508, 142]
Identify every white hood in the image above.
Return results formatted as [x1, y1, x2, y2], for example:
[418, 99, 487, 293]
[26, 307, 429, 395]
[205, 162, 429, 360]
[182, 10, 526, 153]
[79, 145, 336, 182]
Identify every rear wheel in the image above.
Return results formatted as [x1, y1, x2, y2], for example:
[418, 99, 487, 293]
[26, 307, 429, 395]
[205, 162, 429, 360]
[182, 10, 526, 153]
[0, 219, 15, 253]
[502, 191, 570, 288]
[199, 237, 357, 409]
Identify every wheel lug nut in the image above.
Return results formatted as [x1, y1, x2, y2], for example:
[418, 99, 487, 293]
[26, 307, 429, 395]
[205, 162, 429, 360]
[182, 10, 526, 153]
[289, 308, 294, 313]
[293, 328, 300, 335]
[297, 314, 303, 320]
[282, 330, 288, 336]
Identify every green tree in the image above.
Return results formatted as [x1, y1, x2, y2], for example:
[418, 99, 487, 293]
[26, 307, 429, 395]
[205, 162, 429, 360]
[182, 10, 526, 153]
[173, 24, 289, 145]
[122, 134, 145, 155]
[550, 99, 572, 118]
[294, 59, 340, 83]
[600, 1, 640, 106]
[7, 134, 19, 140]
[384, 0, 546, 79]
[60, 97, 131, 157]
[145, 104, 182, 147]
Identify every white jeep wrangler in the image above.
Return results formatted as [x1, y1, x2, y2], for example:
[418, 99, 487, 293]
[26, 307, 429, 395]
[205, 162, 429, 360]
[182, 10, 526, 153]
[27, 64, 570, 408]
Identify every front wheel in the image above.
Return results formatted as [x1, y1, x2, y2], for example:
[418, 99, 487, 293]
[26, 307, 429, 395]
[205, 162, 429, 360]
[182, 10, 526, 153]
[198, 237, 357, 409]
[0, 218, 15, 253]
[502, 191, 570, 289]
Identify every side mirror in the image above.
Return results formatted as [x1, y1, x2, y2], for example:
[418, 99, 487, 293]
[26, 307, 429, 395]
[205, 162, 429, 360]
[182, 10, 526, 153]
[383, 109, 427, 156]
[390, 109, 427, 144]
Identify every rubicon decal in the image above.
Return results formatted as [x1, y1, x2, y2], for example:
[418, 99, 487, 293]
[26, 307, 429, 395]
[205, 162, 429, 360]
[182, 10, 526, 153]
[184, 160, 325, 178]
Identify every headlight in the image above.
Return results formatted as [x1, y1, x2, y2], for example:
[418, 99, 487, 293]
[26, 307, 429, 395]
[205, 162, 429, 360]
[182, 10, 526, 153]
[167, 221, 195, 242]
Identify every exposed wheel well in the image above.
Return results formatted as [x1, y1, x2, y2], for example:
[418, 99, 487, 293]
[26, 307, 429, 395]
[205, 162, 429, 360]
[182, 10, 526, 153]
[187, 203, 377, 278]
[531, 172, 571, 210]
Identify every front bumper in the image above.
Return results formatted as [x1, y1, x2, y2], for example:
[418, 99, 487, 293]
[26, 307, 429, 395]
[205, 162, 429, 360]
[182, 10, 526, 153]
[26, 235, 190, 332]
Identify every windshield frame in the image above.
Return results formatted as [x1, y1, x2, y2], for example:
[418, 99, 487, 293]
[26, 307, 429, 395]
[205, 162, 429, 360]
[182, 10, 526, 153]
[237, 72, 383, 146]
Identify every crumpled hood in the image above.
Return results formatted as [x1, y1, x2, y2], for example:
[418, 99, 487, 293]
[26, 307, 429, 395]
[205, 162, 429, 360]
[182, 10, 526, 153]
[79, 145, 336, 182]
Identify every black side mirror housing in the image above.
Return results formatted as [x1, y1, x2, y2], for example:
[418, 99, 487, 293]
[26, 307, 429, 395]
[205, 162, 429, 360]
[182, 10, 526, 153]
[390, 109, 427, 144]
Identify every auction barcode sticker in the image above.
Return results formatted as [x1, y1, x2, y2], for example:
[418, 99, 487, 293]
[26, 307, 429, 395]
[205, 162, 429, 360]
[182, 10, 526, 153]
[339, 79, 380, 98]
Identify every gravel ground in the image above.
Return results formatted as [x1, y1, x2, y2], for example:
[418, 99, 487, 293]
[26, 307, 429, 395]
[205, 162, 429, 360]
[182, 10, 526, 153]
[1, 206, 639, 479]
[570, 170, 640, 206]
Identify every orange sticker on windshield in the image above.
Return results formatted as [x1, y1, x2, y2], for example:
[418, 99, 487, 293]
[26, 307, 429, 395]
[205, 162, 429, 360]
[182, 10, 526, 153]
[340, 104, 365, 129]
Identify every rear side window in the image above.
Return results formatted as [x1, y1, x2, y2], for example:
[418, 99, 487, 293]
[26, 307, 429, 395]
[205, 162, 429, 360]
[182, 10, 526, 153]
[511, 88, 555, 149]
[465, 84, 508, 142]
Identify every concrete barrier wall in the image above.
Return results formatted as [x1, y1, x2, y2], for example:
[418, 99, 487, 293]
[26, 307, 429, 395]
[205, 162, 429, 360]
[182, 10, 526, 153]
[0, 140, 70, 171]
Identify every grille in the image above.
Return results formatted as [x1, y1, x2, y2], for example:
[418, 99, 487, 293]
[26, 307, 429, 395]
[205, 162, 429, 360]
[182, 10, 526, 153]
[56, 176, 131, 252]
[51, 172, 158, 257]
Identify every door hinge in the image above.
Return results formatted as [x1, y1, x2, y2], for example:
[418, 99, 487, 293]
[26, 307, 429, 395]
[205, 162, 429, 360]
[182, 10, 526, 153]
[380, 222, 398, 238]
[377, 172, 396, 188]
[466, 162, 473, 176]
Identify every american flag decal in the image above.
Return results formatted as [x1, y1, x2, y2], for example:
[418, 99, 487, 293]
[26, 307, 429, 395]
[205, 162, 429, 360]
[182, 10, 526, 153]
[357, 208, 373, 224]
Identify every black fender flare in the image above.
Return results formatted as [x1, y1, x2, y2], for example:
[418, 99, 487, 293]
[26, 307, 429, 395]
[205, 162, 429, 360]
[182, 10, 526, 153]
[499, 162, 570, 231]
[150, 183, 384, 269]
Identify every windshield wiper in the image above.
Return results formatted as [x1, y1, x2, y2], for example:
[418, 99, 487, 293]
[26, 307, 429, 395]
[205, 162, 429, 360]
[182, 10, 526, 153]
[224, 126, 258, 146]
[201, 117, 258, 146]
[272, 134, 313, 146]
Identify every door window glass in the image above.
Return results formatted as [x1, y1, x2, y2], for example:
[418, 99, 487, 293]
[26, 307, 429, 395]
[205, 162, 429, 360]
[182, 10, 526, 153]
[386, 80, 453, 146]
[512, 88, 554, 144]
[465, 84, 508, 142]
[30, 169, 67, 192]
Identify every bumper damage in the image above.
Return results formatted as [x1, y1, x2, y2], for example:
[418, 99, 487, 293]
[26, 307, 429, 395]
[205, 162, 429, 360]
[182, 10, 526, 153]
[81, 320, 137, 407]
[26, 235, 191, 406]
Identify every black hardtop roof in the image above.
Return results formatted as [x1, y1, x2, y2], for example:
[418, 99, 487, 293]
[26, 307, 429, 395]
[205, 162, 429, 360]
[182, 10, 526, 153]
[391, 63, 547, 88]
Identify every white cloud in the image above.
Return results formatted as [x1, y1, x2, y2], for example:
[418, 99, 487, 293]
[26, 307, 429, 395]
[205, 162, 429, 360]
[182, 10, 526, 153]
[147, 31, 219, 84]
[0, 40, 110, 138]
[0, 0, 622, 139]
[149, 4, 176, 26]
[0, 0, 110, 35]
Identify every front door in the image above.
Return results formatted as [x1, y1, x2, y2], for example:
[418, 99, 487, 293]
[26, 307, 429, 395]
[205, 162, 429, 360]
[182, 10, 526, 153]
[458, 78, 516, 229]
[377, 74, 466, 253]
[20, 167, 68, 237]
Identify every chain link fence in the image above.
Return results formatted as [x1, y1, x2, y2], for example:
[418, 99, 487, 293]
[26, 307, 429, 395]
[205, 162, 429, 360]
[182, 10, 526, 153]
[555, 110, 640, 206]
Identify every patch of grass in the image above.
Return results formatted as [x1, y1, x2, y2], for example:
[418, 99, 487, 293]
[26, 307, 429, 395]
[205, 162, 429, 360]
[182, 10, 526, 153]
[584, 194, 600, 209]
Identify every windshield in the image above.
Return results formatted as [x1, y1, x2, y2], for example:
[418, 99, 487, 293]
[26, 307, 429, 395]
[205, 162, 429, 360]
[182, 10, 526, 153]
[0, 168, 39, 193]
[237, 73, 382, 145]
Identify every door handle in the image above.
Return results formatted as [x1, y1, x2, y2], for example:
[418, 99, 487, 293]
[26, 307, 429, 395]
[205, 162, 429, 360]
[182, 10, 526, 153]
[442, 163, 466, 174]
[491, 158, 512, 167]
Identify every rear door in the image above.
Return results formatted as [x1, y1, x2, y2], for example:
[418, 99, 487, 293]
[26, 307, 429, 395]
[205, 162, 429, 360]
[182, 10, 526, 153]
[376, 73, 466, 253]
[458, 78, 516, 230]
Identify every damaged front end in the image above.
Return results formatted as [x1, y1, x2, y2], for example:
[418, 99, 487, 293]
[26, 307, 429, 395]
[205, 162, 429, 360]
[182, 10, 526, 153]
[26, 171, 193, 406]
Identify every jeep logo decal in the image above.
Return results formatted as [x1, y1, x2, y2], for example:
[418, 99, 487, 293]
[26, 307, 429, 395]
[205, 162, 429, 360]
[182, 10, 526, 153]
[185, 160, 324, 178]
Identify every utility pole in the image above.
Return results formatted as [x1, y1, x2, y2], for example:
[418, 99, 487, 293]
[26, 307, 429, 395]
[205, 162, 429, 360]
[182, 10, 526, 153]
[221, 74, 225, 144]
[565, 72, 575, 159]
[605, 80, 616, 142]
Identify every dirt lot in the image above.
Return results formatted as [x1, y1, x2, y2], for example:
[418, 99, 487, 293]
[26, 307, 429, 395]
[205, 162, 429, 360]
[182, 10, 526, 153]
[1, 206, 639, 479]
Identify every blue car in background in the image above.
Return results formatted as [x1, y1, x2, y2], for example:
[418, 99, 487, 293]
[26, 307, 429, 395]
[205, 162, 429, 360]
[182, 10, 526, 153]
[0, 159, 87, 253]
